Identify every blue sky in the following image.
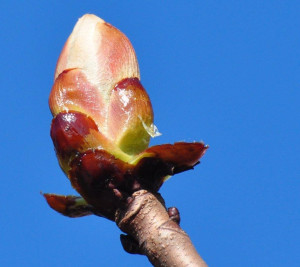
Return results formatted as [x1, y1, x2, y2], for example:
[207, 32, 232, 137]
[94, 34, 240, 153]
[1, 1, 299, 266]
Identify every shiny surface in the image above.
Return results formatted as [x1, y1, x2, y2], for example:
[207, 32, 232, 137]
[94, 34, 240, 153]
[134, 142, 208, 174]
[51, 111, 100, 157]
[50, 111, 105, 173]
[133, 142, 208, 191]
[108, 78, 153, 155]
[49, 69, 106, 128]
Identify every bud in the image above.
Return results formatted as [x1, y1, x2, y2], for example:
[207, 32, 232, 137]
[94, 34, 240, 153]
[45, 14, 208, 220]
[49, 14, 154, 158]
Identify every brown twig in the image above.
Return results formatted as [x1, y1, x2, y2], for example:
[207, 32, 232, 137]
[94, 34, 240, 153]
[116, 190, 207, 267]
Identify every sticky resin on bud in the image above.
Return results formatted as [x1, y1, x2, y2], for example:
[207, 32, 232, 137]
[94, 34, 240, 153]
[107, 78, 156, 155]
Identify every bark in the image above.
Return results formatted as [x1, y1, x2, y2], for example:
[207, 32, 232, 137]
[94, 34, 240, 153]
[116, 190, 207, 267]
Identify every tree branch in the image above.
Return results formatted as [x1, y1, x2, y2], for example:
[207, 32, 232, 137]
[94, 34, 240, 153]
[116, 190, 207, 267]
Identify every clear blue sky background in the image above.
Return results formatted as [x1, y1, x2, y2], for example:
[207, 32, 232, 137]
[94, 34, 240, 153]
[1, 1, 299, 266]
